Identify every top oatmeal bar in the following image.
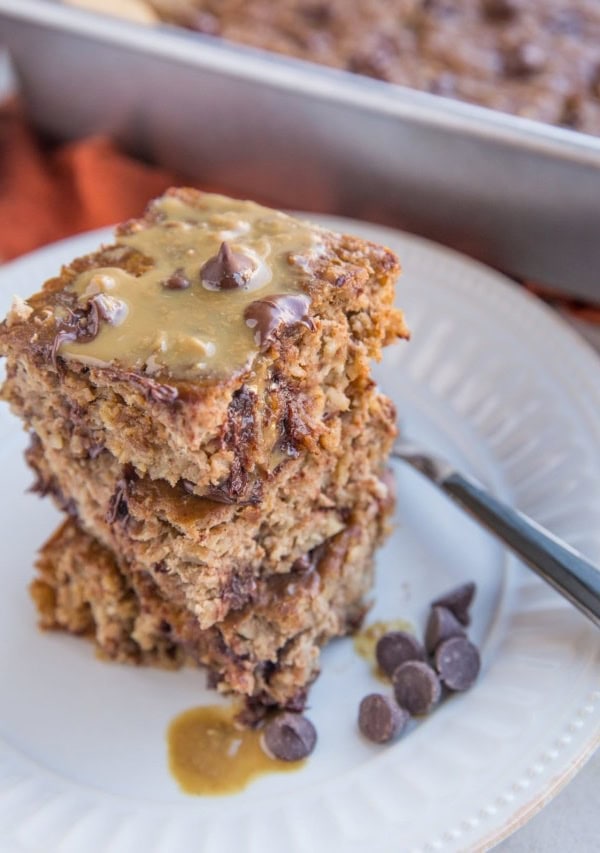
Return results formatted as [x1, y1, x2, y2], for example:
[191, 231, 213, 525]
[0, 189, 407, 502]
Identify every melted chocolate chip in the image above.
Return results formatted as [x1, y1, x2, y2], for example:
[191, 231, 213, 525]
[590, 65, 600, 100]
[375, 631, 426, 678]
[502, 42, 547, 78]
[262, 713, 317, 761]
[51, 293, 129, 367]
[431, 582, 476, 627]
[560, 92, 582, 129]
[118, 370, 179, 404]
[291, 554, 313, 574]
[425, 606, 466, 655]
[162, 269, 191, 290]
[429, 72, 457, 96]
[347, 37, 399, 82]
[183, 10, 220, 35]
[392, 661, 442, 716]
[51, 300, 101, 367]
[200, 241, 254, 291]
[244, 293, 314, 349]
[358, 694, 409, 744]
[300, 3, 333, 27]
[481, 0, 520, 22]
[223, 572, 257, 611]
[434, 637, 481, 691]
[106, 465, 137, 525]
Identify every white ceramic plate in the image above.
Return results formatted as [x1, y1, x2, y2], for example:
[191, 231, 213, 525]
[0, 219, 599, 853]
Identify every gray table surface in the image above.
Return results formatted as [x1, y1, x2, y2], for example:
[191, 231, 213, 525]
[0, 44, 598, 853]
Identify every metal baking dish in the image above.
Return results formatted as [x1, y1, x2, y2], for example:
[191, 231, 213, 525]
[1, 0, 600, 298]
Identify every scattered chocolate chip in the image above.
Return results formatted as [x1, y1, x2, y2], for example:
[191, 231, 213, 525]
[162, 268, 191, 290]
[244, 293, 314, 349]
[200, 241, 254, 291]
[358, 694, 409, 744]
[375, 631, 426, 678]
[262, 713, 317, 761]
[502, 42, 547, 78]
[481, 0, 520, 23]
[434, 637, 481, 691]
[425, 606, 466, 655]
[431, 581, 476, 626]
[392, 661, 442, 715]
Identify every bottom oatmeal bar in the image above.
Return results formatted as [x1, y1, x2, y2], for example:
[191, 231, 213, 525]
[32, 507, 391, 711]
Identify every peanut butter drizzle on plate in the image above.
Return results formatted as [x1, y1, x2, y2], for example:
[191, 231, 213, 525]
[167, 704, 303, 795]
[60, 193, 321, 380]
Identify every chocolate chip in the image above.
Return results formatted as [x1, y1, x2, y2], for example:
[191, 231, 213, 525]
[590, 65, 600, 100]
[502, 42, 547, 78]
[358, 694, 409, 744]
[200, 241, 254, 291]
[347, 38, 398, 82]
[162, 268, 191, 290]
[481, 0, 520, 22]
[429, 72, 456, 96]
[431, 581, 476, 626]
[392, 661, 442, 715]
[184, 10, 220, 35]
[244, 293, 314, 349]
[261, 713, 317, 761]
[51, 300, 101, 366]
[425, 606, 466, 655]
[299, 3, 333, 27]
[116, 370, 179, 404]
[375, 631, 426, 678]
[434, 637, 481, 691]
[560, 92, 582, 129]
[291, 554, 313, 573]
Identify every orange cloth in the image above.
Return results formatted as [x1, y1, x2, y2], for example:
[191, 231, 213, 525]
[0, 102, 191, 262]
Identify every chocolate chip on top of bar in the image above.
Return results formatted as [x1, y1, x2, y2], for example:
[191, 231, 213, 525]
[57, 193, 322, 380]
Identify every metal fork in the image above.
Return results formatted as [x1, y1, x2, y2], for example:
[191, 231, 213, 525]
[392, 440, 600, 628]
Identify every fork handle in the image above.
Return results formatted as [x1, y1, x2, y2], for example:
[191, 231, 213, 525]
[441, 472, 600, 628]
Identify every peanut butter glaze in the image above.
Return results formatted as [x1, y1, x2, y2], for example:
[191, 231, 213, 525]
[59, 193, 322, 380]
[167, 704, 303, 795]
